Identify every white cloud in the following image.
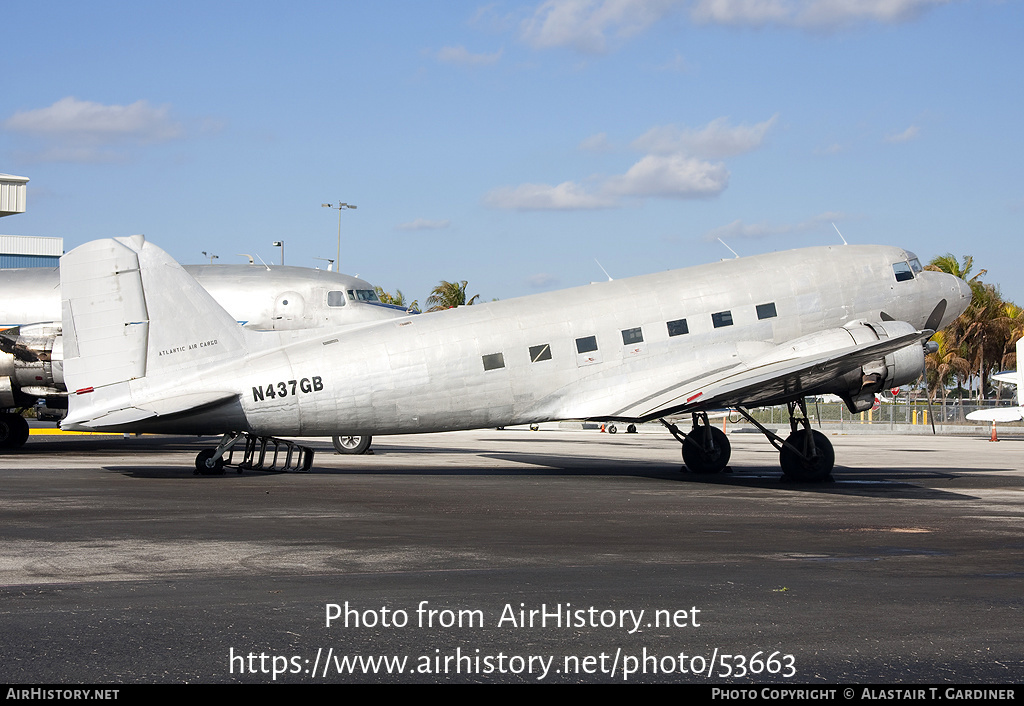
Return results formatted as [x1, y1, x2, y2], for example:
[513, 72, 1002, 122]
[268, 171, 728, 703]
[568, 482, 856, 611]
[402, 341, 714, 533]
[578, 132, 613, 152]
[527, 273, 560, 288]
[486, 114, 776, 210]
[397, 218, 452, 230]
[631, 115, 778, 159]
[484, 181, 616, 210]
[521, 0, 683, 53]
[884, 124, 920, 143]
[3, 97, 184, 163]
[606, 154, 729, 198]
[702, 212, 847, 241]
[515, 0, 951, 54]
[435, 45, 503, 66]
[5, 97, 182, 141]
[689, 0, 951, 29]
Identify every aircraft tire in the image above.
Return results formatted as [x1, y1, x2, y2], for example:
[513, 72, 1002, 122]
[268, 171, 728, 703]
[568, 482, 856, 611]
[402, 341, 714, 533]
[681, 426, 731, 473]
[608, 424, 618, 434]
[333, 435, 372, 455]
[779, 430, 834, 482]
[626, 424, 637, 434]
[195, 449, 225, 475]
[0, 413, 29, 450]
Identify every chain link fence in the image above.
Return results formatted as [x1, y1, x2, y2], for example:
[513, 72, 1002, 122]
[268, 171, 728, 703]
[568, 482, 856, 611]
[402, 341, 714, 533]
[731, 396, 1022, 430]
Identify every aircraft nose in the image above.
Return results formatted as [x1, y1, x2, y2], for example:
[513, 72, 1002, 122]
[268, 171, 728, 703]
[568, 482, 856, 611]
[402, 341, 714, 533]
[944, 273, 971, 326]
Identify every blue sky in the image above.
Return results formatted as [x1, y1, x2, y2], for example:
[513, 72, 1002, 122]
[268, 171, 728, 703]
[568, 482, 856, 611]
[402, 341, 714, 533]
[2, 0, 1021, 305]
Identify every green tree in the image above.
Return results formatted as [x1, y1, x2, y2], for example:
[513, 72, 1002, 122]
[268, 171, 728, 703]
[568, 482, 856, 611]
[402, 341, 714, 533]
[426, 280, 479, 312]
[373, 286, 419, 312]
[926, 254, 1017, 402]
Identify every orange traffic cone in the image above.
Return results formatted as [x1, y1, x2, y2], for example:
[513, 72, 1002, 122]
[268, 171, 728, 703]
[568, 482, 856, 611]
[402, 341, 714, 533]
[990, 421, 999, 442]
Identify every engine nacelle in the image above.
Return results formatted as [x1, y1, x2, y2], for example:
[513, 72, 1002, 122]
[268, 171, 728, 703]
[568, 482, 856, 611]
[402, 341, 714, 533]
[0, 323, 65, 406]
[834, 321, 925, 412]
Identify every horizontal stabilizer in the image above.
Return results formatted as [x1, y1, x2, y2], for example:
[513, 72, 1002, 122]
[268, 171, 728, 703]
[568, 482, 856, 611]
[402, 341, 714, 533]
[63, 390, 238, 430]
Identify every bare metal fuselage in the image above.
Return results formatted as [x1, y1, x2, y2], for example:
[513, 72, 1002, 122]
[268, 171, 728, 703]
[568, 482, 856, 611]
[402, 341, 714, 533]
[61, 242, 969, 438]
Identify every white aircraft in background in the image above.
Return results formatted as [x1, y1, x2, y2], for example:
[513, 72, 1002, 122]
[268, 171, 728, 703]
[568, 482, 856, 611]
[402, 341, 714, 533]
[0, 263, 413, 450]
[966, 338, 1024, 423]
[57, 236, 968, 482]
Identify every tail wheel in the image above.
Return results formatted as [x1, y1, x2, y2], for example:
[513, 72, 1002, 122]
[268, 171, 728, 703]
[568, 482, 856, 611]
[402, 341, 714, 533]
[779, 430, 834, 482]
[333, 435, 372, 455]
[194, 449, 226, 475]
[682, 426, 731, 473]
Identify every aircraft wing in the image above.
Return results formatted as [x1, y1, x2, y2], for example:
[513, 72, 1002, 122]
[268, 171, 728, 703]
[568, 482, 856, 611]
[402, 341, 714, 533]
[617, 328, 933, 420]
[991, 371, 1018, 387]
[966, 407, 1024, 423]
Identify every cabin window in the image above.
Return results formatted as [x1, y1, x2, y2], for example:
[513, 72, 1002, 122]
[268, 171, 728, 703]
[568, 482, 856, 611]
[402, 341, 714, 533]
[621, 327, 643, 345]
[712, 311, 733, 328]
[756, 303, 777, 320]
[892, 262, 915, 282]
[576, 336, 598, 354]
[529, 344, 552, 362]
[482, 353, 505, 371]
[667, 318, 689, 337]
[327, 291, 346, 307]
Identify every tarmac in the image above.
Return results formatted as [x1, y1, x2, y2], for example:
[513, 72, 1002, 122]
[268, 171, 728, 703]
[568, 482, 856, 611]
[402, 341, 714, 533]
[1, 424, 1021, 683]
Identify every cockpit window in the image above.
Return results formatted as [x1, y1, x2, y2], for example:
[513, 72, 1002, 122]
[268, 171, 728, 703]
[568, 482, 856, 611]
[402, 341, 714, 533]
[347, 289, 380, 302]
[327, 291, 346, 307]
[908, 257, 923, 274]
[892, 262, 915, 282]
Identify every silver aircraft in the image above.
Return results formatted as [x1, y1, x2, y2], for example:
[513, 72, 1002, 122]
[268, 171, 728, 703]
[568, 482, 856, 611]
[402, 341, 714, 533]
[57, 235, 969, 481]
[0, 263, 412, 449]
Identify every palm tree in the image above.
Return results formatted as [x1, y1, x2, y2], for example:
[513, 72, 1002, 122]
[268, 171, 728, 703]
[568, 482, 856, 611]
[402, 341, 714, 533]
[926, 254, 1014, 402]
[426, 280, 479, 312]
[925, 329, 971, 418]
[373, 286, 419, 312]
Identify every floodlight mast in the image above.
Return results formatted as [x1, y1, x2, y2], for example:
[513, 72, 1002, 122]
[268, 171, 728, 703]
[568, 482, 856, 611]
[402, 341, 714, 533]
[321, 201, 357, 270]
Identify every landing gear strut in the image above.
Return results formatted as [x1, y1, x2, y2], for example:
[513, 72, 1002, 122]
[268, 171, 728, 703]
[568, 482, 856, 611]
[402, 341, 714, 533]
[662, 412, 731, 473]
[735, 399, 835, 482]
[194, 431, 315, 475]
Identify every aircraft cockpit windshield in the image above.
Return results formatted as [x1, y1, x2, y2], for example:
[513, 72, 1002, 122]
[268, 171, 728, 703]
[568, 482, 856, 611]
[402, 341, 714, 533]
[326, 289, 381, 307]
[349, 289, 380, 303]
[892, 255, 922, 283]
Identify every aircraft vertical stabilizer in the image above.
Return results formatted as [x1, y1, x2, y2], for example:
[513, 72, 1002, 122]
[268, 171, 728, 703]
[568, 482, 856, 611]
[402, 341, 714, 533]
[61, 236, 250, 430]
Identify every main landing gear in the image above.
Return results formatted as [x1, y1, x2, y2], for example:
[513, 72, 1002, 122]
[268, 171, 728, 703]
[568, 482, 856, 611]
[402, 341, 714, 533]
[734, 399, 835, 482]
[661, 412, 732, 474]
[661, 399, 835, 482]
[194, 431, 314, 475]
[0, 412, 29, 449]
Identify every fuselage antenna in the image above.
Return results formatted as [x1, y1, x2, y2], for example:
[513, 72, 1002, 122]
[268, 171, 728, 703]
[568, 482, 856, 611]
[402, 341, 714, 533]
[832, 223, 848, 245]
[594, 258, 613, 282]
[717, 238, 740, 259]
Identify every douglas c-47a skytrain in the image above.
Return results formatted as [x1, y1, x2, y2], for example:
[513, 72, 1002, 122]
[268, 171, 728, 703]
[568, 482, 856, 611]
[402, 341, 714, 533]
[56, 236, 968, 482]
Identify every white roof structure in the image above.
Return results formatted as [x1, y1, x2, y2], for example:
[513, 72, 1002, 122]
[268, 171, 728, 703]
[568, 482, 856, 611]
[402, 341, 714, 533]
[0, 174, 29, 217]
[0, 235, 63, 257]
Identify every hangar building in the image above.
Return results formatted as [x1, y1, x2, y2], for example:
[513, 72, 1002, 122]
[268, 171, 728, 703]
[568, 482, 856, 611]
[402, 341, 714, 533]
[0, 173, 63, 268]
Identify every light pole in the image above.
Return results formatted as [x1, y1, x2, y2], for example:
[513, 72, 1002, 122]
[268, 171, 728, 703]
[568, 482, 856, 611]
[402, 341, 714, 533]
[321, 201, 357, 270]
[272, 240, 284, 265]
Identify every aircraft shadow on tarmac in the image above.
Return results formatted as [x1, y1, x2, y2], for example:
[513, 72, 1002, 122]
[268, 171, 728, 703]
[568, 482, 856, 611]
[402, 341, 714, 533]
[97, 457, 1015, 503]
